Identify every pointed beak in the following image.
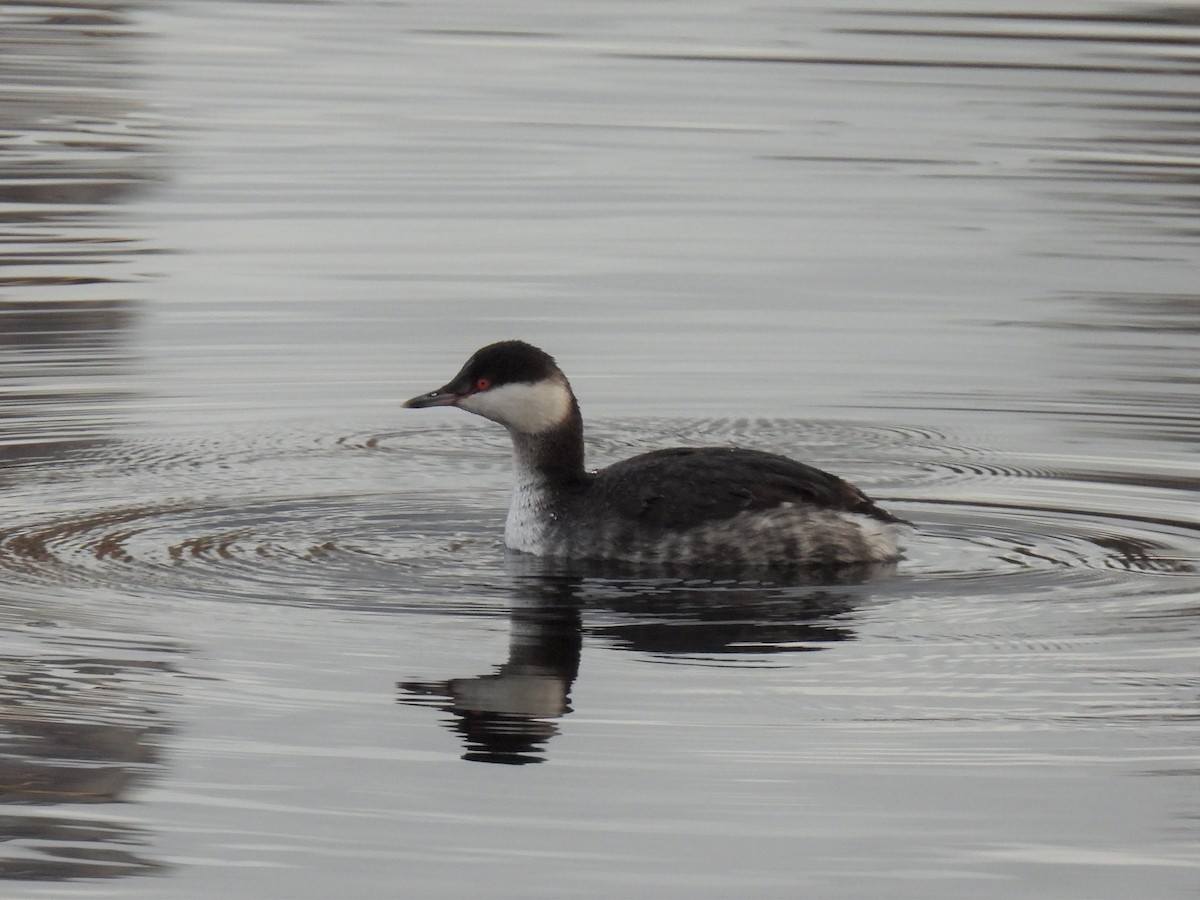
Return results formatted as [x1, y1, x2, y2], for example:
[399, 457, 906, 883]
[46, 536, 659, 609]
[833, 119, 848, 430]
[403, 386, 460, 409]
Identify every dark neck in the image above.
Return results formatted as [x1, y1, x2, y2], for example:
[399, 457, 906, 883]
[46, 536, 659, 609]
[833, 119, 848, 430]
[511, 397, 587, 487]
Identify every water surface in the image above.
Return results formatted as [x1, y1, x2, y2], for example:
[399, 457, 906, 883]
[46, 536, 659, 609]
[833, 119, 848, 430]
[1, 1, 1198, 897]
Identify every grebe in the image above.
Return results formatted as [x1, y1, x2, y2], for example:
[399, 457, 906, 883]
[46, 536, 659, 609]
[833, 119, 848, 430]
[404, 340, 907, 568]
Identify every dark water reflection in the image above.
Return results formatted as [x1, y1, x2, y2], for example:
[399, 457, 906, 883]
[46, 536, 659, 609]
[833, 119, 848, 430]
[0, 2, 162, 453]
[0, 1, 169, 881]
[400, 579, 585, 765]
[0, 626, 175, 879]
[399, 569, 872, 764]
[1, 0, 1199, 897]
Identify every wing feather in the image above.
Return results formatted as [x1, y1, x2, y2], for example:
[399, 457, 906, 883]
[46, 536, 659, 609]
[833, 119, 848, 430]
[589, 448, 899, 530]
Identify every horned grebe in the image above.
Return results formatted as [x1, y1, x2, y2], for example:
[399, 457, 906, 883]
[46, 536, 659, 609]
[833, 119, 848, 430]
[404, 340, 907, 568]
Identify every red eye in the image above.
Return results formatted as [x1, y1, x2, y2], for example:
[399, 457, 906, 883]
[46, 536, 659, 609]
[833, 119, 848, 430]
[474, 377, 491, 391]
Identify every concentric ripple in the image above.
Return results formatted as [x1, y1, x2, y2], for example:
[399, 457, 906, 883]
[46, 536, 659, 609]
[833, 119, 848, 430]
[0, 494, 510, 612]
[0, 422, 518, 613]
[900, 500, 1197, 587]
[0, 419, 1196, 614]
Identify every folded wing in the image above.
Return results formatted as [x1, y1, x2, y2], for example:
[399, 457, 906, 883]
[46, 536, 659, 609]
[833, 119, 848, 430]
[590, 447, 901, 530]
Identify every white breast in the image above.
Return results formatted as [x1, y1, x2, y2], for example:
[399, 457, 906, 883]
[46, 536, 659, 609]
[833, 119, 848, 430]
[503, 478, 554, 554]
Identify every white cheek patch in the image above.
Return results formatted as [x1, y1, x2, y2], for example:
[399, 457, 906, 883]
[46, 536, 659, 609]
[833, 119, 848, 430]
[457, 379, 572, 433]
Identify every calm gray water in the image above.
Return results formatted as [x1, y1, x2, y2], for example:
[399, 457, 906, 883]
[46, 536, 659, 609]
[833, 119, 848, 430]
[1, 1, 1198, 897]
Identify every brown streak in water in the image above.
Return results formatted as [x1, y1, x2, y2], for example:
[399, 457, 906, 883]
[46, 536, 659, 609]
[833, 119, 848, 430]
[0, 505, 179, 568]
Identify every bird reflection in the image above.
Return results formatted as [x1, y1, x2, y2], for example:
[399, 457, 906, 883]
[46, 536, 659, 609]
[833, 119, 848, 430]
[398, 559, 892, 764]
[399, 578, 582, 765]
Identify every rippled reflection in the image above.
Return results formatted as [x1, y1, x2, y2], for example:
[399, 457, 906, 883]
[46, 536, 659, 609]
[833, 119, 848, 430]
[399, 563, 885, 764]
[0, 626, 175, 879]
[0, 2, 171, 885]
[399, 579, 584, 765]
[0, 814, 161, 881]
[0, 2, 164, 453]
